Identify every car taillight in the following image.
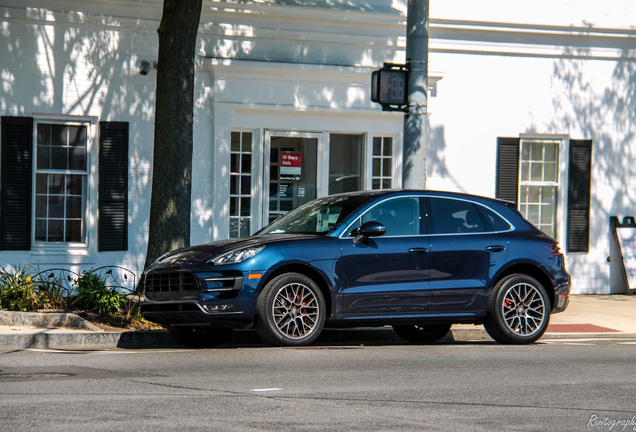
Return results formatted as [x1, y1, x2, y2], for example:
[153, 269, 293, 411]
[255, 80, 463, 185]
[547, 243, 563, 256]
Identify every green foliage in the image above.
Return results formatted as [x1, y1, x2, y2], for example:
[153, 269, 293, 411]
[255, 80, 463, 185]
[0, 264, 41, 312]
[35, 276, 77, 311]
[74, 270, 125, 315]
[0, 265, 136, 320]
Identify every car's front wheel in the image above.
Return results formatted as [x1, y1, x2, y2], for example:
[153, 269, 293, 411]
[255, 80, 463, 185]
[393, 323, 452, 343]
[484, 274, 550, 344]
[255, 273, 326, 346]
[168, 327, 233, 348]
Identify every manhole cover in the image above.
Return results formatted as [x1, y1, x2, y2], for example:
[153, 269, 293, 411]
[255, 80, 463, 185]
[0, 372, 76, 379]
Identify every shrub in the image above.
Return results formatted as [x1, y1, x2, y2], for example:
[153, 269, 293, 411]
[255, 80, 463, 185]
[0, 264, 41, 312]
[74, 270, 125, 315]
[34, 275, 77, 311]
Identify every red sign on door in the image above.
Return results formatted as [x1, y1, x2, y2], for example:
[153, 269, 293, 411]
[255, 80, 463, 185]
[280, 152, 302, 175]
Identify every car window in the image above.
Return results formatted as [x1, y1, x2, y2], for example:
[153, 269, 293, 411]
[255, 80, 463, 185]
[259, 195, 369, 235]
[427, 197, 485, 234]
[475, 204, 512, 232]
[352, 196, 422, 236]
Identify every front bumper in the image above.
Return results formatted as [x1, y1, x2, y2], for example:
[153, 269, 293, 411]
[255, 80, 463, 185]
[140, 300, 250, 328]
[140, 268, 263, 327]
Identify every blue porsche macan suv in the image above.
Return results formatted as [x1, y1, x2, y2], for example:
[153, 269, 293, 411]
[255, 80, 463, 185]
[141, 190, 570, 347]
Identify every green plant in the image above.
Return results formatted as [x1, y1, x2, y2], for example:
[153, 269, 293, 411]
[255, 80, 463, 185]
[0, 264, 41, 312]
[35, 277, 77, 311]
[118, 294, 142, 321]
[74, 270, 125, 315]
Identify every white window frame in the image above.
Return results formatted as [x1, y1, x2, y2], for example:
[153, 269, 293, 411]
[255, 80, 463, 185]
[370, 136, 396, 190]
[31, 115, 97, 253]
[229, 130, 254, 238]
[518, 135, 569, 241]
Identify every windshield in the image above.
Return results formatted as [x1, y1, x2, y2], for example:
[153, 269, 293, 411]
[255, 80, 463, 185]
[258, 195, 370, 235]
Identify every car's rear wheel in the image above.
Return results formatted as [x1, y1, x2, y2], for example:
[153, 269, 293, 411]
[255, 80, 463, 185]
[168, 327, 233, 348]
[255, 273, 326, 346]
[393, 323, 452, 343]
[484, 274, 550, 344]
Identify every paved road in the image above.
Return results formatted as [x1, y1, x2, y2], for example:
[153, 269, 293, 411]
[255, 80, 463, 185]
[1, 339, 635, 431]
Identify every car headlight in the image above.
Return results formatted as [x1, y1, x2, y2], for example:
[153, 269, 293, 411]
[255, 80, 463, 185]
[209, 245, 264, 265]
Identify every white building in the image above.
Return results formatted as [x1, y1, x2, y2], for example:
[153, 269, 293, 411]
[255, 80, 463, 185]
[1, 0, 635, 294]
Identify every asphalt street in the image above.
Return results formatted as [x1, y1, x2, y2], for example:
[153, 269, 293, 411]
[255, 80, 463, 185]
[1, 339, 635, 431]
[2, 294, 636, 350]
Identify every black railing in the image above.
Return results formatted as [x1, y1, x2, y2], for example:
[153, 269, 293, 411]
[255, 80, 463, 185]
[0, 265, 139, 314]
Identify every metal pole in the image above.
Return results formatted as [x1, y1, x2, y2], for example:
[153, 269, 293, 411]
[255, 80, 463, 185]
[403, 0, 429, 189]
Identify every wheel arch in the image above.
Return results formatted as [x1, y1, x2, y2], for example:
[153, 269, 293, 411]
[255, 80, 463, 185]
[260, 264, 334, 317]
[493, 263, 555, 310]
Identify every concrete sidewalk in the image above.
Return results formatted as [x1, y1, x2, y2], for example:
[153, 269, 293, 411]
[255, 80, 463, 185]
[1, 294, 635, 350]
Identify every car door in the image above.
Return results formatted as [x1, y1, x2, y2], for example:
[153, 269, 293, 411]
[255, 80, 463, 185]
[336, 196, 432, 318]
[426, 197, 510, 313]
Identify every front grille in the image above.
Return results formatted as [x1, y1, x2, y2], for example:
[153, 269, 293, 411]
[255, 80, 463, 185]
[145, 271, 200, 300]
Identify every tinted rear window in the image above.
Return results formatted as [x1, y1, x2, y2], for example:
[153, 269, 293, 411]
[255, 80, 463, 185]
[428, 198, 484, 234]
[475, 203, 512, 232]
[427, 197, 511, 234]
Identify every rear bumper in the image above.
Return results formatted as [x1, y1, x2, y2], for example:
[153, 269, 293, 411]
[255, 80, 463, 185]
[551, 275, 571, 313]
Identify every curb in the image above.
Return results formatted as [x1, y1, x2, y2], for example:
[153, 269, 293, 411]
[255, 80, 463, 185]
[3, 327, 636, 350]
[2, 311, 635, 350]
[0, 310, 101, 331]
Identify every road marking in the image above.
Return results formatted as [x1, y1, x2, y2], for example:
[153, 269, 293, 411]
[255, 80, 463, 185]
[251, 388, 283, 392]
[559, 343, 596, 346]
[26, 348, 92, 354]
[542, 341, 598, 346]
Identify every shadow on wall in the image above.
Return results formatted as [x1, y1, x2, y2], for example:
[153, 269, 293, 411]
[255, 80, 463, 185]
[195, 2, 407, 235]
[426, 123, 467, 192]
[0, 5, 158, 272]
[546, 47, 636, 293]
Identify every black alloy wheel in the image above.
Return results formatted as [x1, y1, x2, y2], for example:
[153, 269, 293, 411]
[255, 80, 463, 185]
[255, 273, 326, 346]
[484, 274, 550, 344]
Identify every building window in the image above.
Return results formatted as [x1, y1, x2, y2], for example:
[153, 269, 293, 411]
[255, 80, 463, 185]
[496, 136, 592, 253]
[518, 139, 559, 238]
[35, 123, 88, 243]
[229, 131, 252, 238]
[372, 137, 393, 189]
[0, 116, 128, 252]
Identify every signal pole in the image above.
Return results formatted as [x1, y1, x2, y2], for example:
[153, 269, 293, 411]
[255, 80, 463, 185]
[403, 0, 429, 189]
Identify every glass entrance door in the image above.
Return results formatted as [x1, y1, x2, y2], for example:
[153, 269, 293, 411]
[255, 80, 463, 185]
[266, 133, 319, 223]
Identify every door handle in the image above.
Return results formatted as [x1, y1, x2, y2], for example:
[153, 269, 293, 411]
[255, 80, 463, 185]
[408, 248, 428, 254]
[486, 245, 506, 252]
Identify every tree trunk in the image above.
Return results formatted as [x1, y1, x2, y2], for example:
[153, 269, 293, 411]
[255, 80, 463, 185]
[144, 0, 203, 268]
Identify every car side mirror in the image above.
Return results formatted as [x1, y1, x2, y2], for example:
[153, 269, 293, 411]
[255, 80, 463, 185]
[352, 221, 386, 244]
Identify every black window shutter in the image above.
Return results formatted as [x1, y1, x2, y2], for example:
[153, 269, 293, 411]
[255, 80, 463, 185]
[1, 116, 33, 250]
[495, 137, 520, 205]
[99, 121, 128, 251]
[567, 140, 592, 253]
